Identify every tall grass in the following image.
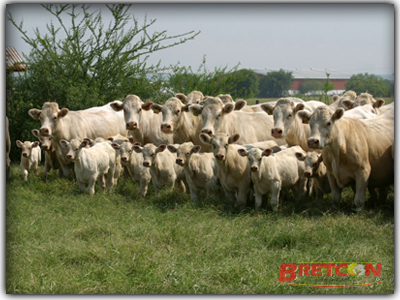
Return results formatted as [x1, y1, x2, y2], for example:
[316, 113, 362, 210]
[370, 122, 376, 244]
[6, 164, 394, 294]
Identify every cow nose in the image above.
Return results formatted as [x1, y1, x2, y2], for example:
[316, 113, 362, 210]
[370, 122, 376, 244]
[202, 129, 213, 137]
[143, 161, 150, 167]
[176, 158, 183, 165]
[122, 156, 128, 161]
[271, 128, 283, 138]
[40, 128, 49, 136]
[215, 154, 224, 160]
[42, 145, 49, 150]
[251, 166, 258, 172]
[304, 171, 311, 178]
[23, 153, 28, 157]
[126, 122, 137, 130]
[161, 124, 172, 132]
[308, 138, 319, 148]
[67, 154, 72, 159]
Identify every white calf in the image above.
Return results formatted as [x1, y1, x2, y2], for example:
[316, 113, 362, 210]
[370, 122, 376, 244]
[16, 140, 41, 181]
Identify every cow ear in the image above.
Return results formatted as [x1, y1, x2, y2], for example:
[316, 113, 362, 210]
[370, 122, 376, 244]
[58, 108, 69, 118]
[341, 99, 355, 110]
[175, 93, 187, 104]
[234, 100, 247, 111]
[228, 133, 240, 144]
[373, 99, 385, 109]
[295, 152, 306, 161]
[261, 103, 274, 115]
[59, 139, 69, 148]
[222, 103, 234, 114]
[332, 95, 339, 102]
[262, 149, 273, 157]
[32, 141, 39, 148]
[133, 142, 141, 146]
[332, 108, 344, 122]
[142, 102, 154, 111]
[199, 133, 211, 144]
[150, 104, 163, 114]
[132, 145, 143, 153]
[191, 145, 201, 153]
[317, 154, 323, 164]
[156, 144, 167, 153]
[111, 143, 120, 150]
[189, 104, 203, 117]
[16, 140, 23, 148]
[237, 149, 248, 157]
[128, 136, 135, 144]
[297, 110, 311, 124]
[31, 129, 40, 138]
[110, 101, 124, 111]
[182, 104, 190, 112]
[80, 140, 90, 148]
[83, 138, 95, 146]
[107, 136, 114, 142]
[270, 146, 283, 153]
[294, 103, 305, 114]
[167, 145, 177, 153]
[28, 109, 42, 120]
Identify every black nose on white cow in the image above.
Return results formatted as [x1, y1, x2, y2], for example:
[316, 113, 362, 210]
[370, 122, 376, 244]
[250, 166, 259, 172]
[202, 129, 213, 137]
[176, 158, 184, 165]
[40, 128, 50, 136]
[215, 154, 224, 160]
[161, 124, 172, 133]
[143, 161, 150, 167]
[23, 152, 28, 157]
[126, 122, 137, 130]
[304, 171, 311, 178]
[308, 138, 320, 148]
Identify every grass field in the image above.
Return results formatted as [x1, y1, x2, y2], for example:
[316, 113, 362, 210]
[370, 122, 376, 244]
[6, 162, 394, 294]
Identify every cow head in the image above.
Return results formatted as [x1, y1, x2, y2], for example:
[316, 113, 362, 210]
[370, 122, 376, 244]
[132, 144, 166, 167]
[295, 151, 323, 178]
[200, 132, 240, 161]
[150, 97, 190, 134]
[261, 98, 303, 138]
[298, 106, 344, 149]
[237, 147, 273, 173]
[190, 97, 235, 137]
[110, 95, 153, 131]
[111, 139, 136, 163]
[31, 129, 53, 151]
[16, 140, 39, 158]
[167, 142, 200, 166]
[28, 102, 69, 136]
[59, 139, 84, 161]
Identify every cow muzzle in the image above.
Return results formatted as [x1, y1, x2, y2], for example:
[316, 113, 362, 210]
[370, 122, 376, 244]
[201, 129, 213, 137]
[143, 161, 150, 167]
[126, 122, 138, 130]
[215, 154, 224, 160]
[304, 171, 312, 178]
[40, 128, 50, 136]
[176, 158, 184, 166]
[250, 166, 259, 172]
[271, 128, 283, 138]
[22, 152, 29, 157]
[121, 156, 129, 162]
[161, 124, 172, 133]
[307, 138, 320, 149]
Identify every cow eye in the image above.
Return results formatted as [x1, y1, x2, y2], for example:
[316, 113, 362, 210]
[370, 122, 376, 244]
[53, 116, 57, 120]
[124, 109, 127, 113]
[138, 108, 142, 113]
[288, 113, 292, 118]
[216, 114, 221, 120]
[176, 110, 180, 115]
[186, 152, 190, 155]
[128, 150, 132, 153]
[224, 143, 228, 148]
[75, 148, 79, 151]
[259, 157, 262, 161]
[326, 122, 331, 127]
[150, 153, 155, 157]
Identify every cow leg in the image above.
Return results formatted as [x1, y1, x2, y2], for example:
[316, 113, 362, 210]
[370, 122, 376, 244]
[254, 192, 263, 211]
[21, 166, 28, 181]
[270, 182, 281, 211]
[78, 181, 86, 193]
[353, 171, 370, 212]
[87, 177, 96, 195]
[139, 177, 149, 198]
[60, 163, 72, 179]
[261, 192, 270, 209]
[327, 172, 341, 208]
[106, 173, 114, 193]
[236, 188, 248, 212]
[43, 162, 51, 181]
[97, 176, 106, 192]
[189, 185, 199, 203]
[223, 188, 236, 206]
[175, 179, 186, 193]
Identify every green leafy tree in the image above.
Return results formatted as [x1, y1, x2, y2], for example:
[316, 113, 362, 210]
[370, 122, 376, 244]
[228, 69, 259, 99]
[319, 72, 336, 103]
[7, 4, 199, 161]
[299, 80, 323, 95]
[345, 73, 393, 97]
[258, 69, 293, 98]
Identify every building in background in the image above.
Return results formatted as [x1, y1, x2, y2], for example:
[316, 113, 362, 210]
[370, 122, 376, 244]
[251, 68, 351, 95]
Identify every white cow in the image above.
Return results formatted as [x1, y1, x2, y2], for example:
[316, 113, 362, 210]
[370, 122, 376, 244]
[32, 129, 62, 180]
[190, 97, 286, 146]
[175, 91, 205, 105]
[167, 142, 218, 202]
[199, 132, 280, 210]
[28, 101, 126, 178]
[110, 95, 174, 146]
[59, 139, 116, 195]
[298, 106, 394, 210]
[16, 140, 41, 181]
[132, 143, 186, 195]
[238, 146, 308, 210]
[150, 97, 212, 152]
[295, 151, 330, 201]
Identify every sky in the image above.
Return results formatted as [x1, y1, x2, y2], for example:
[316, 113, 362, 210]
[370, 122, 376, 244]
[5, 3, 395, 76]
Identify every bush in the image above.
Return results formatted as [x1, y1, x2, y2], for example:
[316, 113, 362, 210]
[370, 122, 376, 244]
[345, 73, 393, 97]
[258, 69, 293, 98]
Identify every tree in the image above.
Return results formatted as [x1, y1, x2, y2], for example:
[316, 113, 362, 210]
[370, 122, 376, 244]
[7, 4, 200, 161]
[228, 69, 259, 99]
[319, 72, 336, 103]
[258, 69, 293, 98]
[345, 73, 393, 97]
[7, 4, 200, 108]
[299, 80, 323, 95]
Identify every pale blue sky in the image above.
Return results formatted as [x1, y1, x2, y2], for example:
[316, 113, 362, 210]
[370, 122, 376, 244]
[5, 3, 395, 75]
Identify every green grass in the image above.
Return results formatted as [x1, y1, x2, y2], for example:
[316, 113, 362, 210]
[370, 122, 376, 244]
[6, 164, 394, 294]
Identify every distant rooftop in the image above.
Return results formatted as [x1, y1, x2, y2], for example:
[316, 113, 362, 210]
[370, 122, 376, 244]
[250, 68, 352, 80]
[6, 46, 27, 71]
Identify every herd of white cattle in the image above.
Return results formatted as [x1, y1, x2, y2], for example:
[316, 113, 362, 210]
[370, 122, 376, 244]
[14, 90, 394, 211]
